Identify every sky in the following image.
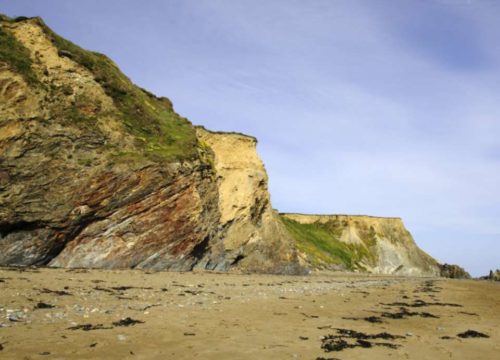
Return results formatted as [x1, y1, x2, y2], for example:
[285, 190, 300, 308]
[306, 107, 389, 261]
[1, 0, 498, 276]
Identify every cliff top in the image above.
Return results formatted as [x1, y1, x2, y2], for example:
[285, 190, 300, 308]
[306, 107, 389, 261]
[280, 213, 402, 220]
[195, 126, 258, 143]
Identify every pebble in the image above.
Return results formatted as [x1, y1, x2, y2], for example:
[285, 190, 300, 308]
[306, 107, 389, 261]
[117, 334, 127, 341]
[73, 305, 85, 312]
[7, 310, 25, 322]
[54, 312, 65, 319]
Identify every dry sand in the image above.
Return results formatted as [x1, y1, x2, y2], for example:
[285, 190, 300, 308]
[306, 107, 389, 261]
[0, 267, 498, 359]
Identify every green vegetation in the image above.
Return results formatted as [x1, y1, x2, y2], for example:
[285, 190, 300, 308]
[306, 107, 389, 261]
[280, 217, 373, 270]
[361, 226, 378, 247]
[62, 106, 97, 129]
[13, 16, 30, 22]
[0, 25, 38, 85]
[36, 18, 198, 162]
[77, 157, 94, 167]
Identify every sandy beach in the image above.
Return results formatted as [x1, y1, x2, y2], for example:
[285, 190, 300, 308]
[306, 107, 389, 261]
[0, 267, 498, 359]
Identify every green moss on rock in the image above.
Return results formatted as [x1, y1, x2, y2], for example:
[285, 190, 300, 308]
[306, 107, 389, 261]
[34, 17, 198, 162]
[280, 216, 371, 270]
[0, 24, 38, 85]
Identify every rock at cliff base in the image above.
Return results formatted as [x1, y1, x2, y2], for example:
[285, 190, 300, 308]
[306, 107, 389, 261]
[439, 264, 471, 279]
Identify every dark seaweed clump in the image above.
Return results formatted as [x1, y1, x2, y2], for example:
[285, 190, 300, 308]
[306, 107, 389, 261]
[457, 330, 489, 338]
[320, 328, 404, 353]
[112, 317, 144, 327]
[342, 315, 383, 323]
[39, 288, 72, 296]
[381, 300, 462, 308]
[68, 324, 111, 331]
[381, 307, 439, 319]
[34, 302, 55, 310]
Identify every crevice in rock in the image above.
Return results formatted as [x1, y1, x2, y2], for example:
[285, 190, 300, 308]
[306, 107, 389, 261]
[0, 221, 44, 238]
[249, 197, 268, 226]
[230, 254, 245, 266]
[190, 235, 211, 262]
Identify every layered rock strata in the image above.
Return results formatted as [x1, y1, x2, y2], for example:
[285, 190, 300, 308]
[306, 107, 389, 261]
[0, 17, 218, 270]
[0, 16, 301, 273]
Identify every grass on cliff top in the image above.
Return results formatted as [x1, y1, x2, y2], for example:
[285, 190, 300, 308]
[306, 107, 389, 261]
[280, 217, 373, 270]
[0, 24, 39, 85]
[34, 18, 198, 162]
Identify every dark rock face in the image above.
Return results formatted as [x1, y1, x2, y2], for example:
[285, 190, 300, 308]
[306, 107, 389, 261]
[48, 163, 219, 270]
[439, 264, 471, 279]
[0, 115, 220, 269]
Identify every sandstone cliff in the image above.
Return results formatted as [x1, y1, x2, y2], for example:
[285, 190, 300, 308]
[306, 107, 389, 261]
[0, 16, 301, 273]
[280, 213, 440, 276]
[195, 128, 301, 273]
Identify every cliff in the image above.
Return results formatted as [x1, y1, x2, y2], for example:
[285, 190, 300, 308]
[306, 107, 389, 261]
[0, 16, 301, 273]
[0, 16, 216, 270]
[0, 15, 443, 276]
[280, 214, 440, 276]
[194, 128, 301, 274]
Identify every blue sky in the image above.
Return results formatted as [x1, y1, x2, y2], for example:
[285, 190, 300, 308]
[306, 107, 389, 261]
[1, 0, 498, 276]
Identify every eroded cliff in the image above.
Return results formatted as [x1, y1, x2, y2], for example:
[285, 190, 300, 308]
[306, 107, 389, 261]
[195, 128, 302, 274]
[281, 214, 440, 276]
[0, 16, 219, 270]
[0, 15, 443, 276]
[0, 16, 302, 273]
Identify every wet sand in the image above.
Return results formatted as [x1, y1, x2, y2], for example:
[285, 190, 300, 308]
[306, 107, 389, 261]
[0, 267, 498, 359]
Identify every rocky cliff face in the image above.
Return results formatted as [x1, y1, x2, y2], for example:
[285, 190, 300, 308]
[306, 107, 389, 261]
[0, 16, 301, 273]
[0, 15, 443, 276]
[280, 214, 440, 276]
[0, 16, 219, 270]
[195, 128, 301, 274]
